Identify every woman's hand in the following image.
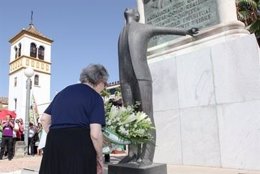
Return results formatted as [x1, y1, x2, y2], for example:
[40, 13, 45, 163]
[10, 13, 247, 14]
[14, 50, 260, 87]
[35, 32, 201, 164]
[96, 156, 104, 174]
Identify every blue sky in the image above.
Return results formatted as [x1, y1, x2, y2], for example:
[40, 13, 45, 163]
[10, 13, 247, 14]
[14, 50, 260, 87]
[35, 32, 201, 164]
[0, 1, 136, 99]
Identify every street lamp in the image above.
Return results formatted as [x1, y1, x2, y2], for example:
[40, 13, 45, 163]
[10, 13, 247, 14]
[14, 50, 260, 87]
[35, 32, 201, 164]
[24, 67, 34, 155]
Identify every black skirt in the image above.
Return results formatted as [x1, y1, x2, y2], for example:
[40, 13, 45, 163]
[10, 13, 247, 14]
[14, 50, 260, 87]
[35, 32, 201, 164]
[39, 127, 96, 174]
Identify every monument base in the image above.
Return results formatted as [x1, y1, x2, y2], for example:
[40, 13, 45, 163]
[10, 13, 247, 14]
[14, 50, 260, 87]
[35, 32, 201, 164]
[15, 141, 25, 158]
[108, 163, 167, 174]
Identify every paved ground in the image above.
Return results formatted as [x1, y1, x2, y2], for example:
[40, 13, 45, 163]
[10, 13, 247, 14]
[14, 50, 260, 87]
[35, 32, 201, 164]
[1, 155, 260, 174]
[0, 155, 41, 174]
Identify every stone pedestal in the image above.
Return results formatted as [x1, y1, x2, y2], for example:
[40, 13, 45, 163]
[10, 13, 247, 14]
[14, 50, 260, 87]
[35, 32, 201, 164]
[15, 141, 25, 158]
[148, 34, 260, 171]
[108, 163, 167, 174]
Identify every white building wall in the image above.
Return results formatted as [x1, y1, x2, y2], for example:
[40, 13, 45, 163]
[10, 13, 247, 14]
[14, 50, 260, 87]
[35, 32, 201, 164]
[31, 72, 51, 115]
[8, 71, 27, 118]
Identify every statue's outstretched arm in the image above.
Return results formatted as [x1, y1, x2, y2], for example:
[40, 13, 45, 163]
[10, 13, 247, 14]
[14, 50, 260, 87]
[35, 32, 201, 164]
[145, 24, 199, 37]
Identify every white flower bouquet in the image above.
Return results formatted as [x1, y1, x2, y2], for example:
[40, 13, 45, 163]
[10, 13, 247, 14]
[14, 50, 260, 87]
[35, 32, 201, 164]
[103, 103, 154, 145]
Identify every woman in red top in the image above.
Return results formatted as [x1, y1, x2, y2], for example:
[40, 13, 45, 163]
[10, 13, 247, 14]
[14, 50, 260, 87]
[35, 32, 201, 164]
[15, 118, 24, 141]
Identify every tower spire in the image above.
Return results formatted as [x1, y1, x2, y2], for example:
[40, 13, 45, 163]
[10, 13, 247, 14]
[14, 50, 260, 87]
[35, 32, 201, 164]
[30, 11, 33, 25]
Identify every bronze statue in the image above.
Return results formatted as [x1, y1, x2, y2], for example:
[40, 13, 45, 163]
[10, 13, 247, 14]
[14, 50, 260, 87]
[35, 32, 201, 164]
[118, 8, 198, 165]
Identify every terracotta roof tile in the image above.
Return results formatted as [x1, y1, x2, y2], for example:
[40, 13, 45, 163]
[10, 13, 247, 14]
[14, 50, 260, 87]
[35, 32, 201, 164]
[25, 24, 51, 40]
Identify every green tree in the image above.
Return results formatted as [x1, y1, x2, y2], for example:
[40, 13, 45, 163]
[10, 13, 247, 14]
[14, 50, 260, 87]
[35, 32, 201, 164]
[236, 0, 260, 40]
[101, 88, 110, 98]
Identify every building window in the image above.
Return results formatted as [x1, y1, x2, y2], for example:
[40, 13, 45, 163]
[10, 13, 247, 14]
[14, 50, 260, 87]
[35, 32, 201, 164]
[34, 74, 39, 86]
[14, 46, 18, 59]
[18, 43, 22, 57]
[38, 46, 45, 60]
[14, 98, 17, 110]
[14, 77, 17, 87]
[30, 43, 37, 58]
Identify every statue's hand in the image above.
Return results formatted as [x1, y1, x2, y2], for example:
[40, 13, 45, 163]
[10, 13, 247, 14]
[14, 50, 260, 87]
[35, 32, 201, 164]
[187, 27, 199, 36]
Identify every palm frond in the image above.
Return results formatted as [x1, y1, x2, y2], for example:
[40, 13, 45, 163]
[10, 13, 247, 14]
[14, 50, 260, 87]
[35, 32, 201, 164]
[249, 19, 260, 35]
[236, 0, 258, 9]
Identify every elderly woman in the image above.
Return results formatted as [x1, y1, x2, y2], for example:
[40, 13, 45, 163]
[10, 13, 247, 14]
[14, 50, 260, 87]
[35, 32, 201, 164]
[39, 64, 109, 174]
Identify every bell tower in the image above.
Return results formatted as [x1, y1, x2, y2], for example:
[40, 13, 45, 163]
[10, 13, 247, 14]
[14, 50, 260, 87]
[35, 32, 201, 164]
[8, 15, 53, 121]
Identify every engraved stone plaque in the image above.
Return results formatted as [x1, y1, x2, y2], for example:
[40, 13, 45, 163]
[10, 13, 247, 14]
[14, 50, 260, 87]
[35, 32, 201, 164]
[144, 0, 220, 47]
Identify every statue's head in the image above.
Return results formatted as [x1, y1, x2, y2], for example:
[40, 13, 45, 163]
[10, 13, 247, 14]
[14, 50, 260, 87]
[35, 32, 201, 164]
[124, 8, 140, 22]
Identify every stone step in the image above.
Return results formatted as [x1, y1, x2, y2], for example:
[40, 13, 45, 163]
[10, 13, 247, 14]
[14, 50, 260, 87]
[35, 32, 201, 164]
[166, 165, 260, 174]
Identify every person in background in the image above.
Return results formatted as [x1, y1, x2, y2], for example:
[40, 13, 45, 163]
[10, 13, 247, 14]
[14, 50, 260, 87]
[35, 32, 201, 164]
[35, 123, 43, 155]
[39, 64, 109, 174]
[37, 130, 46, 156]
[28, 122, 37, 155]
[15, 118, 24, 141]
[37, 115, 47, 156]
[0, 115, 14, 160]
[0, 120, 2, 145]
[12, 120, 18, 158]
[10, 118, 24, 158]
